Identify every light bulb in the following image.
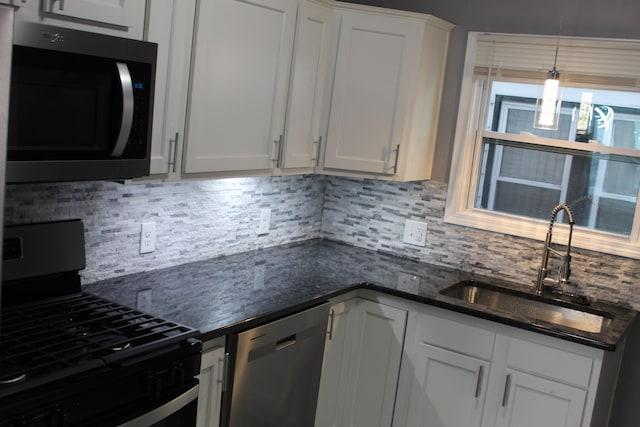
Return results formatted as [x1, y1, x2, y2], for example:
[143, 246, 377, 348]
[537, 77, 560, 128]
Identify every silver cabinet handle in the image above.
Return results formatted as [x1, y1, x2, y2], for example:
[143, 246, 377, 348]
[312, 136, 322, 166]
[167, 132, 179, 173]
[44, 0, 64, 12]
[501, 374, 512, 407]
[474, 365, 484, 398]
[391, 144, 400, 174]
[273, 134, 283, 168]
[52, 0, 65, 11]
[222, 352, 230, 393]
[112, 62, 134, 157]
[328, 308, 335, 340]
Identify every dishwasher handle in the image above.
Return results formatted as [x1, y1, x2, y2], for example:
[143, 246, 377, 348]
[276, 334, 297, 350]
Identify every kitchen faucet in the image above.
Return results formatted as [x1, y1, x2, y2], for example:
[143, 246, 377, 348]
[535, 203, 575, 296]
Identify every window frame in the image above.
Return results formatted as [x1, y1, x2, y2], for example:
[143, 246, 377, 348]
[444, 32, 640, 259]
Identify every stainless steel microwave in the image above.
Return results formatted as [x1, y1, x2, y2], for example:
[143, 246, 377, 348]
[6, 22, 157, 183]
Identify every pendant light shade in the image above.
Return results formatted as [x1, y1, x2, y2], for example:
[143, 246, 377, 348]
[534, 29, 562, 130]
[535, 67, 561, 129]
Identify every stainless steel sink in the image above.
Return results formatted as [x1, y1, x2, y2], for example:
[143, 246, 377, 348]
[440, 281, 613, 333]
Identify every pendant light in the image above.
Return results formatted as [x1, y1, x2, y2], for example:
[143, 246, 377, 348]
[534, 25, 562, 130]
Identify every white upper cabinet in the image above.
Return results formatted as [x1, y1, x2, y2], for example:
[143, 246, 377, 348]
[281, 0, 332, 170]
[12, 0, 146, 38]
[321, 4, 453, 181]
[146, 0, 196, 176]
[184, 0, 297, 174]
[41, 0, 140, 28]
[141, 0, 452, 180]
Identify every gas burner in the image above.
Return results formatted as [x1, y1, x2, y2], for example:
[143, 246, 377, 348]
[0, 349, 28, 385]
[0, 372, 27, 385]
[0, 340, 27, 385]
[93, 332, 132, 352]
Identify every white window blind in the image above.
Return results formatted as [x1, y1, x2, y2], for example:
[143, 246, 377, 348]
[474, 34, 640, 88]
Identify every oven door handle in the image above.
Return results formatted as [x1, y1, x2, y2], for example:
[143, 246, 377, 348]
[117, 383, 199, 427]
[112, 62, 135, 158]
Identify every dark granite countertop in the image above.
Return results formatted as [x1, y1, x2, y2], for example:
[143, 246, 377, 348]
[84, 239, 637, 351]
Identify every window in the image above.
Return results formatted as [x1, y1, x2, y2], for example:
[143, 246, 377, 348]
[445, 33, 640, 258]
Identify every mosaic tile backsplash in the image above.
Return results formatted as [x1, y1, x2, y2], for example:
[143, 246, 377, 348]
[321, 177, 640, 309]
[4, 175, 325, 283]
[4, 174, 640, 309]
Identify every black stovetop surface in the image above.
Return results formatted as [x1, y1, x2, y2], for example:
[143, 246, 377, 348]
[0, 291, 199, 399]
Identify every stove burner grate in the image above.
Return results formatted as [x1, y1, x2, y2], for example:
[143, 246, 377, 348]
[0, 292, 199, 397]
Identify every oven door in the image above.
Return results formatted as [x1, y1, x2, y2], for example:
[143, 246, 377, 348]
[118, 383, 199, 427]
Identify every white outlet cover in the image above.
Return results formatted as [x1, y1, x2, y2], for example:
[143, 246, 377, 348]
[140, 221, 156, 254]
[403, 219, 428, 247]
[258, 208, 271, 235]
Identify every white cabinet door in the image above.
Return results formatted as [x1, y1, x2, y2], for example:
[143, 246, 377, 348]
[185, 0, 297, 173]
[281, 0, 332, 170]
[12, 0, 145, 38]
[494, 369, 587, 427]
[404, 343, 489, 427]
[316, 298, 408, 427]
[146, 0, 195, 175]
[321, 5, 453, 181]
[395, 304, 604, 427]
[316, 299, 359, 427]
[323, 10, 422, 175]
[41, 0, 142, 28]
[197, 346, 226, 427]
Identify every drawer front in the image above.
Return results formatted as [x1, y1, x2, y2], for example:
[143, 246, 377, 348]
[417, 310, 496, 360]
[506, 337, 594, 388]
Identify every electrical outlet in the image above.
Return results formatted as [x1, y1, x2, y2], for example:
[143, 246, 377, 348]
[258, 208, 271, 235]
[140, 222, 156, 254]
[397, 272, 421, 292]
[403, 219, 427, 247]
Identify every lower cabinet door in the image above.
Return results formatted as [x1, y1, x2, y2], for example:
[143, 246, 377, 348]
[315, 298, 408, 427]
[404, 343, 489, 427]
[196, 346, 226, 427]
[495, 369, 587, 427]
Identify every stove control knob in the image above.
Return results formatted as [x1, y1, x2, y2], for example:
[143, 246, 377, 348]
[171, 362, 185, 385]
[11, 417, 31, 427]
[146, 371, 162, 397]
[53, 406, 69, 427]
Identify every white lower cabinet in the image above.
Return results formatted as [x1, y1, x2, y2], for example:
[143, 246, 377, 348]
[315, 296, 408, 427]
[495, 368, 587, 427]
[394, 304, 621, 427]
[405, 343, 489, 427]
[196, 345, 226, 427]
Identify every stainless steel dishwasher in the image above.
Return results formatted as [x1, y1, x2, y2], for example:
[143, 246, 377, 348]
[221, 302, 331, 427]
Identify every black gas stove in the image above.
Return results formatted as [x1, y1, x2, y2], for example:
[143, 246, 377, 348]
[0, 220, 202, 426]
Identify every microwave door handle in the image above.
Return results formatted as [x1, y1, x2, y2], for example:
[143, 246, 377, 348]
[112, 62, 135, 158]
